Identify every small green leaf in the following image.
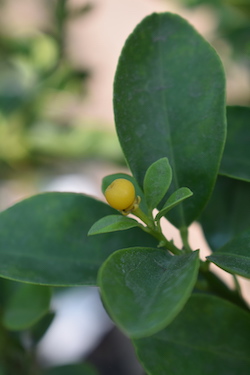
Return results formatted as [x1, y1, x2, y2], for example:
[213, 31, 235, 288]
[42, 363, 98, 375]
[114, 12, 226, 228]
[88, 215, 140, 235]
[98, 248, 199, 338]
[0, 193, 157, 286]
[133, 294, 250, 375]
[207, 228, 250, 278]
[143, 158, 172, 210]
[3, 284, 51, 331]
[156, 187, 193, 221]
[220, 106, 250, 182]
[102, 173, 148, 213]
[200, 176, 250, 250]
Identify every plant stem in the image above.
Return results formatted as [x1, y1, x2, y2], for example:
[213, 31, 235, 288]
[180, 226, 193, 253]
[133, 207, 155, 229]
[133, 207, 182, 256]
[232, 274, 242, 298]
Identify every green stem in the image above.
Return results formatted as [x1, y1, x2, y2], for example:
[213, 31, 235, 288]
[232, 274, 242, 298]
[133, 207, 155, 229]
[133, 207, 182, 256]
[180, 226, 193, 253]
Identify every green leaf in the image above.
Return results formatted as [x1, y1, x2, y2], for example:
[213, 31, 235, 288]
[42, 363, 98, 375]
[102, 173, 148, 213]
[88, 215, 140, 235]
[220, 106, 250, 182]
[2, 284, 51, 331]
[0, 192, 157, 286]
[156, 187, 193, 221]
[143, 157, 172, 210]
[114, 12, 226, 228]
[133, 294, 250, 375]
[207, 228, 250, 278]
[98, 248, 199, 338]
[199, 176, 250, 250]
[30, 311, 55, 343]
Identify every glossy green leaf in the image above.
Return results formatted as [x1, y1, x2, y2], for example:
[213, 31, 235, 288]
[143, 158, 172, 210]
[208, 228, 250, 278]
[102, 173, 148, 213]
[199, 176, 250, 250]
[98, 248, 199, 338]
[88, 215, 140, 235]
[114, 12, 226, 228]
[220, 106, 250, 182]
[156, 187, 193, 221]
[2, 284, 51, 331]
[43, 363, 98, 375]
[0, 193, 157, 286]
[134, 294, 250, 375]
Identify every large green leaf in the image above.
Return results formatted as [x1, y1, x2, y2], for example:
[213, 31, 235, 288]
[2, 284, 51, 331]
[113, 12, 226, 228]
[98, 248, 199, 338]
[134, 294, 250, 375]
[208, 227, 250, 278]
[199, 175, 250, 250]
[0, 193, 157, 286]
[220, 106, 250, 182]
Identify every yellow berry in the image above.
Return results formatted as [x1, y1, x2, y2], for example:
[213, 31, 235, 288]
[105, 179, 136, 211]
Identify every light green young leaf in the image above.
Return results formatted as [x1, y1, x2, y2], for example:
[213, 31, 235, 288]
[207, 228, 250, 278]
[88, 215, 140, 235]
[143, 157, 172, 210]
[3, 284, 51, 331]
[134, 294, 250, 375]
[156, 187, 193, 221]
[114, 12, 226, 228]
[98, 247, 199, 338]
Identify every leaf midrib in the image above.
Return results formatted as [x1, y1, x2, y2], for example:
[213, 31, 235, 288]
[155, 336, 250, 362]
[157, 15, 186, 228]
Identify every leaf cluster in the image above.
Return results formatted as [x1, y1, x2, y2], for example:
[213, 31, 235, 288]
[0, 10, 249, 375]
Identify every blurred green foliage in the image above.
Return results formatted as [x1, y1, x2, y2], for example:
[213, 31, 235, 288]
[0, 0, 121, 176]
[178, 0, 250, 67]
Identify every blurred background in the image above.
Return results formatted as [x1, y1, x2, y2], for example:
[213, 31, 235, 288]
[0, 0, 249, 374]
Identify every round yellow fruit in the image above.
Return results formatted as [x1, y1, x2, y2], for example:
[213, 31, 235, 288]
[104, 178, 136, 211]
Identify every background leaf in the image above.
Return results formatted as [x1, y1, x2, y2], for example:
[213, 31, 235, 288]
[114, 12, 226, 228]
[2, 284, 51, 331]
[42, 363, 98, 375]
[134, 294, 250, 375]
[98, 248, 199, 338]
[143, 157, 172, 210]
[220, 106, 250, 182]
[30, 311, 55, 344]
[199, 175, 250, 250]
[208, 227, 250, 278]
[88, 215, 140, 235]
[0, 193, 157, 286]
